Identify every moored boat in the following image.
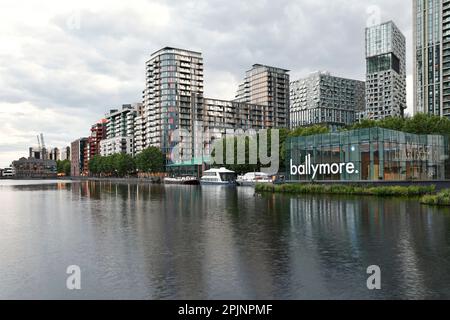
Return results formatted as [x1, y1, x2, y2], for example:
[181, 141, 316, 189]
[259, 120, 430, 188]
[200, 168, 237, 185]
[237, 172, 273, 186]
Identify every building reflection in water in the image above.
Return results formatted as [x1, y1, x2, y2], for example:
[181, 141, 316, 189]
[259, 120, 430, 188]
[289, 195, 450, 299]
[67, 182, 450, 299]
[4, 180, 450, 299]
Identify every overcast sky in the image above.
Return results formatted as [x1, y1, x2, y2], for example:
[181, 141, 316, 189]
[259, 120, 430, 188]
[0, 0, 412, 167]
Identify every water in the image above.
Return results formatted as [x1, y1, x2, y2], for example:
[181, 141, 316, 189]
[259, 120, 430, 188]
[1, 179, 450, 300]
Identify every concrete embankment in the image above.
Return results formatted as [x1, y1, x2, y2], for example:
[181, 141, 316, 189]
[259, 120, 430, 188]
[284, 180, 450, 191]
[1, 176, 163, 184]
[67, 176, 163, 184]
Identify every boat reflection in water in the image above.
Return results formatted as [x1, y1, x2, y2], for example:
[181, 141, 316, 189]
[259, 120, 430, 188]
[164, 176, 200, 185]
[2, 180, 450, 299]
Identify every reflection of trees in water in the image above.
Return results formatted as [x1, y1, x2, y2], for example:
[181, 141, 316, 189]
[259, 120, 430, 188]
[10, 182, 72, 192]
[288, 195, 450, 299]
[11, 180, 450, 299]
[208, 189, 294, 299]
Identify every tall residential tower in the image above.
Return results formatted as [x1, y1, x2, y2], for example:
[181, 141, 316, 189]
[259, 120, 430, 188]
[365, 21, 407, 120]
[235, 64, 290, 128]
[138, 48, 290, 166]
[142, 47, 204, 163]
[413, 0, 450, 117]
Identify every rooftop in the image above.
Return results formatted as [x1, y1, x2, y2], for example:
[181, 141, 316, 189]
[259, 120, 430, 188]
[250, 63, 290, 73]
[150, 46, 202, 58]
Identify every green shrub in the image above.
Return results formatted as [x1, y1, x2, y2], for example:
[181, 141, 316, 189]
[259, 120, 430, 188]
[256, 183, 436, 198]
[421, 189, 450, 206]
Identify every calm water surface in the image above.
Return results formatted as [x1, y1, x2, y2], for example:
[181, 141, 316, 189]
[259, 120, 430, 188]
[1, 180, 450, 299]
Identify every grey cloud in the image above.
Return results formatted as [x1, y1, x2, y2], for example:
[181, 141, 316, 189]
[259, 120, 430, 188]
[0, 0, 412, 166]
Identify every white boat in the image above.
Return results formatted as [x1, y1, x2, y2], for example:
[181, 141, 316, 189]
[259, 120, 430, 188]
[200, 168, 237, 185]
[237, 172, 273, 186]
[1, 167, 14, 177]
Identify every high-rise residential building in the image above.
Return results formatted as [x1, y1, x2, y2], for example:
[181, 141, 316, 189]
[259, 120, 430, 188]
[235, 64, 290, 128]
[71, 138, 87, 177]
[135, 47, 289, 169]
[133, 103, 145, 154]
[142, 47, 204, 163]
[290, 71, 365, 130]
[364, 21, 406, 120]
[196, 98, 270, 158]
[105, 104, 137, 139]
[100, 104, 141, 157]
[413, 0, 450, 117]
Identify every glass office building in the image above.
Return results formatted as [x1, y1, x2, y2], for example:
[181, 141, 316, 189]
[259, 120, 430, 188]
[286, 127, 450, 181]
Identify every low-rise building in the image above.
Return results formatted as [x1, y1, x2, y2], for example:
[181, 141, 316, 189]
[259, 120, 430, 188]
[287, 127, 450, 182]
[12, 158, 57, 178]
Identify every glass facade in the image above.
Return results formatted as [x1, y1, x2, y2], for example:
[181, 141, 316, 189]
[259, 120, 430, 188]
[413, 0, 443, 116]
[286, 128, 450, 181]
[366, 53, 400, 74]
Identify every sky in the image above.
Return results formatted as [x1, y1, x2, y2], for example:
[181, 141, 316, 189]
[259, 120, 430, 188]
[0, 0, 413, 167]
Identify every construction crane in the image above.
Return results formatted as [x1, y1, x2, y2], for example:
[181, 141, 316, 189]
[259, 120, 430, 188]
[40, 133, 46, 150]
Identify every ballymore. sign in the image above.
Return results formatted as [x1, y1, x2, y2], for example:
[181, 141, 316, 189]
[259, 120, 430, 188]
[290, 154, 359, 180]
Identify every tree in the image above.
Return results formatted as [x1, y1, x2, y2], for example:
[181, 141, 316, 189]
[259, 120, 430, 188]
[278, 128, 291, 172]
[63, 161, 71, 176]
[88, 155, 101, 176]
[347, 113, 450, 136]
[56, 159, 71, 176]
[101, 156, 114, 176]
[113, 153, 135, 177]
[347, 119, 377, 130]
[288, 125, 330, 137]
[135, 147, 165, 173]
